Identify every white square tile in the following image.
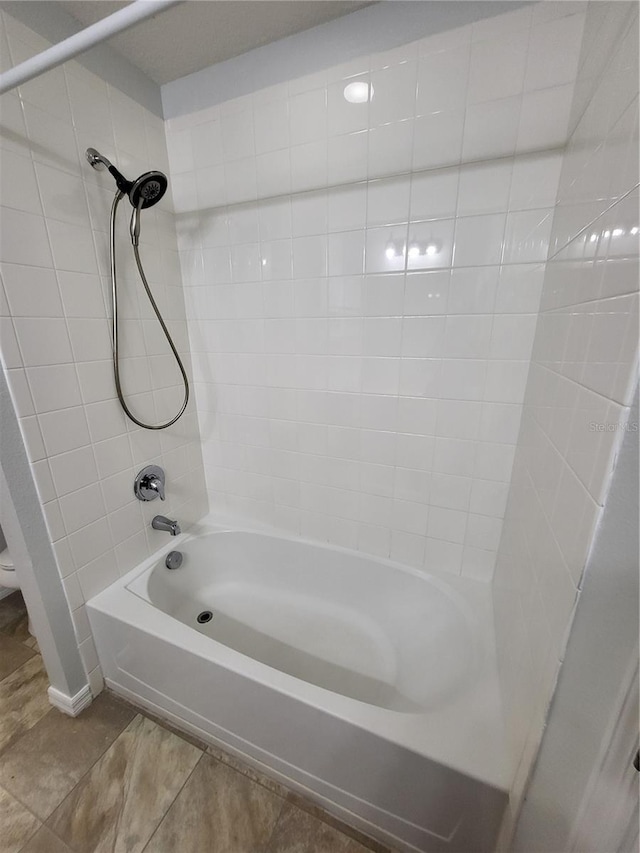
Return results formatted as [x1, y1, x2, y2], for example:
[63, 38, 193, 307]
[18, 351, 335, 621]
[224, 157, 257, 204]
[370, 61, 418, 126]
[255, 149, 291, 198]
[367, 176, 411, 227]
[399, 358, 441, 398]
[447, 266, 499, 313]
[480, 401, 522, 444]
[436, 399, 482, 440]
[13, 318, 72, 367]
[291, 191, 327, 237]
[439, 357, 487, 399]
[412, 110, 464, 170]
[469, 479, 509, 517]
[525, 13, 584, 92]
[503, 209, 554, 264]
[490, 314, 537, 360]
[327, 184, 367, 232]
[1, 265, 62, 318]
[328, 75, 371, 136]
[457, 160, 513, 216]
[361, 357, 400, 395]
[510, 152, 563, 210]
[368, 120, 414, 178]
[38, 405, 91, 457]
[392, 499, 428, 535]
[365, 226, 407, 274]
[291, 140, 328, 192]
[454, 214, 506, 267]
[328, 231, 365, 277]
[390, 531, 426, 568]
[0, 208, 53, 268]
[328, 130, 369, 184]
[57, 271, 106, 318]
[466, 513, 503, 550]
[430, 472, 472, 511]
[433, 436, 477, 476]
[59, 483, 107, 535]
[27, 364, 81, 413]
[517, 85, 573, 152]
[47, 220, 98, 275]
[474, 441, 515, 482]
[253, 98, 289, 154]
[221, 107, 255, 160]
[406, 219, 455, 270]
[467, 30, 528, 104]
[424, 536, 463, 574]
[462, 96, 521, 162]
[403, 271, 449, 315]
[1, 149, 42, 215]
[395, 433, 434, 471]
[416, 45, 469, 115]
[293, 235, 328, 278]
[461, 546, 496, 581]
[401, 316, 445, 357]
[410, 168, 459, 222]
[394, 467, 431, 503]
[289, 88, 327, 146]
[428, 505, 467, 544]
[49, 445, 98, 496]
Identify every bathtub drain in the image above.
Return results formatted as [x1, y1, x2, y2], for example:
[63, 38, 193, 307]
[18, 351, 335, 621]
[197, 610, 213, 624]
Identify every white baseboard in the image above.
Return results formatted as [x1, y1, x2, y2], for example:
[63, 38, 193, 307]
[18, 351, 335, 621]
[48, 684, 93, 717]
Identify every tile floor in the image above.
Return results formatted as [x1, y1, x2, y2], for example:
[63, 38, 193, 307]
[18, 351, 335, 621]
[0, 592, 393, 853]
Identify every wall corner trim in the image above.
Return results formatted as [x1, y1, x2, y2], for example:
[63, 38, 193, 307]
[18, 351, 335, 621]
[48, 684, 93, 717]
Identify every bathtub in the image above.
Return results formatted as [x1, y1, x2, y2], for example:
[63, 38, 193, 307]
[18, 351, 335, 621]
[87, 517, 508, 852]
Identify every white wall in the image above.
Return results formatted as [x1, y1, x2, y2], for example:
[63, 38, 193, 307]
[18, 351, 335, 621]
[0, 11, 207, 694]
[493, 0, 639, 828]
[166, 3, 585, 580]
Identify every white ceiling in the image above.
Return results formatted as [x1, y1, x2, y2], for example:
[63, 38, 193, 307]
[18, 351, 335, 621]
[58, 0, 373, 85]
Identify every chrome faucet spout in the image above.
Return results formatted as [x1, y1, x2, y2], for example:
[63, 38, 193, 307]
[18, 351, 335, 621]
[152, 515, 180, 536]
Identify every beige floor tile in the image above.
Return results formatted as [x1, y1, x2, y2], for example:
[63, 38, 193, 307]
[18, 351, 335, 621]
[0, 656, 50, 756]
[0, 785, 41, 853]
[47, 715, 201, 853]
[0, 633, 35, 681]
[266, 802, 373, 853]
[16, 825, 72, 853]
[0, 693, 135, 820]
[0, 593, 27, 634]
[145, 754, 284, 853]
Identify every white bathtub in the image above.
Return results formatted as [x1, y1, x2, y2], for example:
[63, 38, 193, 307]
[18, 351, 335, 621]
[87, 517, 508, 852]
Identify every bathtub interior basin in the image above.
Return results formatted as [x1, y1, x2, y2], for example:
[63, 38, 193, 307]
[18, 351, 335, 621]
[127, 530, 476, 713]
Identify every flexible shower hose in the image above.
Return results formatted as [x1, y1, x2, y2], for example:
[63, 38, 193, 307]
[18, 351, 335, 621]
[109, 190, 189, 430]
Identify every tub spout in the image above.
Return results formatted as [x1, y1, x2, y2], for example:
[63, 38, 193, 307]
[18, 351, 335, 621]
[152, 515, 180, 536]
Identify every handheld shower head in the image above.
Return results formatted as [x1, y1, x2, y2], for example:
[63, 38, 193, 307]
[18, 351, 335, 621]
[128, 171, 167, 209]
[85, 148, 167, 210]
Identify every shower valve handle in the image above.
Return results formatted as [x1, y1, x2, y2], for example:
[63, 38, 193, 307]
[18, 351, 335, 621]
[134, 465, 166, 501]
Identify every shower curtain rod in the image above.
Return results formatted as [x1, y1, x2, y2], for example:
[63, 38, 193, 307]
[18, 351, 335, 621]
[0, 0, 182, 96]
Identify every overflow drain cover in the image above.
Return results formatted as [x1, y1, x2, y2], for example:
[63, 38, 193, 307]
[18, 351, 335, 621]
[197, 610, 213, 624]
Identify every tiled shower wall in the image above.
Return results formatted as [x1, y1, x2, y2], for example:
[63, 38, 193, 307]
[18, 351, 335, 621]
[167, 3, 585, 579]
[0, 12, 207, 692]
[493, 0, 639, 820]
